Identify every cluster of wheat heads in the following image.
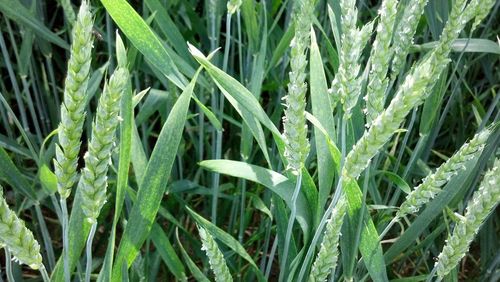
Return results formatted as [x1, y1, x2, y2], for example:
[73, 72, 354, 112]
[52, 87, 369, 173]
[0, 0, 498, 281]
[51, 1, 127, 281]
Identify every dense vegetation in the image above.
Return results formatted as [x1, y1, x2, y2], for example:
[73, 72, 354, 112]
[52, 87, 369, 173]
[0, 0, 499, 281]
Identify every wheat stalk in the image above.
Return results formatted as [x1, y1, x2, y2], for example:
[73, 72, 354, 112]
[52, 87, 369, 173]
[434, 158, 500, 279]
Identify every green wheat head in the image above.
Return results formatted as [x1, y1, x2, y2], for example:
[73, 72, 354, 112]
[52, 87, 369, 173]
[282, 0, 315, 173]
[343, 0, 488, 180]
[0, 187, 42, 270]
[390, 0, 429, 78]
[434, 158, 500, 278]
[80, 67, 129, 224]
[198, 225, 233, 282]
[398, 129, 491, 218]
[308, 198, 347, 282]
[336, 0, 373, 119]
[54, 0, 94, 199]
[364, 0, 398, 125]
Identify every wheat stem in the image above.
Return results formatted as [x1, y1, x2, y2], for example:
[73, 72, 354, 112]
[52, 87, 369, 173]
[60, 198, 70, 282]
[280, 172, 302, 280]
[40, 266, 51, 282]
[85, 223, 97, 282]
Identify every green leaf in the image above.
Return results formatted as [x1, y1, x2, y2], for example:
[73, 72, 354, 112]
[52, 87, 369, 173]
[0, 147, 37, 200]
[150, 224, 187, 281]
[101, 0, 187, 89]
[192, 95, 223, 131]
[267, 24, 295, 74]
[378, 171, 411, 194]
[39, 164, 57, 194]
[188, 43, 282, 165]
[310, 28, 337, 222]
[144, 0, 192, 62]
[111, 70, 198, 281]
[414, 39, 500, 54]
[0, 0, 69, 49]
[199, 160, 312, 238]
[343, 177, 388, 282]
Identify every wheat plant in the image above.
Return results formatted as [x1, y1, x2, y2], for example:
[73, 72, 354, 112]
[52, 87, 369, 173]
[0, 0, 497, 281]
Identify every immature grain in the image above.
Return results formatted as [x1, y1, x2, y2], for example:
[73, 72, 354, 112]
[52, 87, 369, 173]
[434, 158, 500, 279]
[343, 0, 486, 180]
[227, 0, 242, 15]
[398, 129, 491, 218]
[308, 198, 347, 282]
[470, 0, 496, 31]
[282, 0, 315, 173]
[0, 187, 42, 270]
[198, 226, 233, 282]
[343, 58, 433, 180]
[390, 0, 428, 78]
[365, 0, 398, 125]
[336, 0, 373, 119]
[54, 0, 94, 199]
[80, 68, 129, 223]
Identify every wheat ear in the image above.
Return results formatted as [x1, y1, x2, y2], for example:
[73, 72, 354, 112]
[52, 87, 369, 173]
[390, 0, 429, 78]
[469, 0, 496, 32]
[364, 0, 398, 125]
[308, 198, 347, 282]
[54, 0, 94, 199]
[282, 0, 315, 173]
[434, 158, 500, 279]
[198, 226, 233, 282]
[80, 67, 129, 223]
[398, 129, 491, 218]
[336, 0, 373, 119]
[0, 187, 43, 270]
[343, 0, 487, 180]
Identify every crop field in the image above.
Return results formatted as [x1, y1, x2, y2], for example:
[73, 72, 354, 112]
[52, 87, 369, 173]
[0, 0, 499, 281]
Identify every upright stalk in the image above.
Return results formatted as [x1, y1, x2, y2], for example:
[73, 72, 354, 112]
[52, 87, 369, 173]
[279, 172, 302, 281]
[60, 198, 70, 282]
[85, 223, 97, 282]
[212, 7, 232, 225]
